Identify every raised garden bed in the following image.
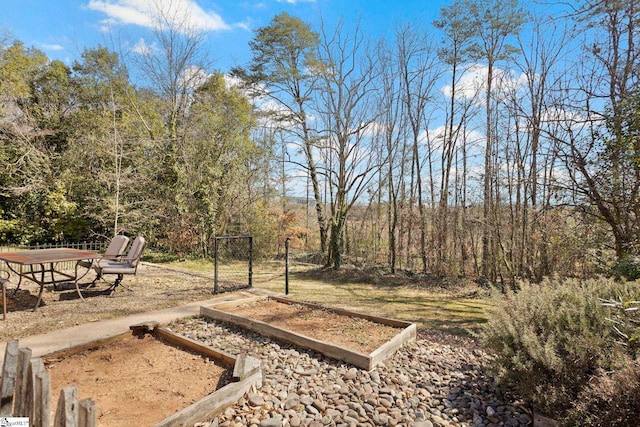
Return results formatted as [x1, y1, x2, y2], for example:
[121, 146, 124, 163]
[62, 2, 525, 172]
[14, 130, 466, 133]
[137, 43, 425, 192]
[200, 295, 416, 370]
[42, 322, 261, 427]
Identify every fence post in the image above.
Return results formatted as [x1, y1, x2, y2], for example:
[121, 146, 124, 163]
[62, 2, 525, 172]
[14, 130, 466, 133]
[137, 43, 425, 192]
[27, 358, 45, 426]
[0, 339, 18, 416]
[54, 386, 78, 427]
[14, 347, 32, 417]
[213, 238, 219, 294]
[285, 238, 290, 295]
[36, 370, 51, 427]
[248, 236, 253, 289]
[79, 398, 96, 427]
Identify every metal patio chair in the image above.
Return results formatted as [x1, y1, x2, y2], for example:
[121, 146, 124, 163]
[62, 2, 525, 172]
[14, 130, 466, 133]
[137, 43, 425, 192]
[78, 235, 130, 270]
[92, 236, 146, 293]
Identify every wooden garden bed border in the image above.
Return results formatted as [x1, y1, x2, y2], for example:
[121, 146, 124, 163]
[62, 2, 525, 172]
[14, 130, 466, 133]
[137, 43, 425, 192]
[29, 322, 262, 427]
[200, 295, 417, 371]
[146, 324, 262, 427]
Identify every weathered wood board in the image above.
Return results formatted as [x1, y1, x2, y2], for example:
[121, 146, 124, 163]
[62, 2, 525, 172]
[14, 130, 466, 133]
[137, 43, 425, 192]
[41, 324, 261, 427]
[200, 296, 417, 371]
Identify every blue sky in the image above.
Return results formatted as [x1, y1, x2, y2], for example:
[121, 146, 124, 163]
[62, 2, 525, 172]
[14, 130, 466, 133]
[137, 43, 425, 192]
[1, 0, 450, 73]
[1, 0, 580, 199]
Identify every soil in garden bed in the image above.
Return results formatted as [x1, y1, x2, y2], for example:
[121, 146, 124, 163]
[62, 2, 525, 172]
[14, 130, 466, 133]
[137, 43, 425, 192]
[224, 299, 401, 354]
[43, 333, 232, 427]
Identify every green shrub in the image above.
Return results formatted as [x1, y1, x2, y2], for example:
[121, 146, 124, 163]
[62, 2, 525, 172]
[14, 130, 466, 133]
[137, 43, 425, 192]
[613, 256, 640, 281]
[481, 277, 640, 417]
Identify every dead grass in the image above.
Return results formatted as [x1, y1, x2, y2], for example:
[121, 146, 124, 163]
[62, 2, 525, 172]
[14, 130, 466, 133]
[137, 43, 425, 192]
[0, 263, 215, 341]
[0, 260, 491, 341]
[255, 265, 492, 336]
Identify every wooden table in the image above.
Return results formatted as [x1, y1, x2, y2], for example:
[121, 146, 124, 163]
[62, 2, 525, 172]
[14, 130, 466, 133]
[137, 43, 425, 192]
[0, 248, 100, 313]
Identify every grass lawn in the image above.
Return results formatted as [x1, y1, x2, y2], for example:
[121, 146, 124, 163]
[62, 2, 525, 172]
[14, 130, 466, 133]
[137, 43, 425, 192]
[264, 272, 490, 337]
[167, 259, 492, 337]
[1, 256, 489, 341]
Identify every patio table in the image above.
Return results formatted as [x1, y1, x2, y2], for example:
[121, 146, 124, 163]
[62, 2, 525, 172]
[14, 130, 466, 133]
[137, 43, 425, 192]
[0, 248, 100, 313]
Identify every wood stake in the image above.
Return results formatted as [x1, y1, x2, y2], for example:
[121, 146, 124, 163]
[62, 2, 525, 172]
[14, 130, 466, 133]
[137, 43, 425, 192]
[36, 369, 51, 427]
[14, 348, 32, 417]
[0, 339, 19, 415]
[54, 386, 78, 427]
[27, 358, 45, 426]
[78, 398, 96, 427]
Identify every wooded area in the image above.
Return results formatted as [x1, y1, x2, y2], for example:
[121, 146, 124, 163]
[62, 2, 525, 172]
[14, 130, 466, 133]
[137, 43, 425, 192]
[1, 0, 638, 284]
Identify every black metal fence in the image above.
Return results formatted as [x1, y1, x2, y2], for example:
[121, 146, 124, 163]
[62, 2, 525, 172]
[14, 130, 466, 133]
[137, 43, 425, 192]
[0, 238, 323, 292]
[0, 241, 105, 251]
[213, 235, 253, 294]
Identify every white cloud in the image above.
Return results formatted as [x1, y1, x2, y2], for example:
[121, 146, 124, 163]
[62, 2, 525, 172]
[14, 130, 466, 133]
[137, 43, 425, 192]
[358, 121, 388, 137]
[181, 65, 209, 89]
[422, 124, 446, 143]
[87, 0, 232, 33]
[38, 43, 65, 51]
[541, 107, 587, 126]
[223, 73, 244, 89]
[441, 63, 485, 100]
[441, 63, 527, 103]
[418, 125, 486, 146]
[131, 37, 155, 55]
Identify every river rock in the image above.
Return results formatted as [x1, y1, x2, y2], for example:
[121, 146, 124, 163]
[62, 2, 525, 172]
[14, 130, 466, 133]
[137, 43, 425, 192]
[169, 318, 530, 427]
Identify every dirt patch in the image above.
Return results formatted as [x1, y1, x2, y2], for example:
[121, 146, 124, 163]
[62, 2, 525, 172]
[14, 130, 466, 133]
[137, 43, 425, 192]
[43, 333, 231, 427]
[224, 299, 400, 354]
[0, 263, 217, 341]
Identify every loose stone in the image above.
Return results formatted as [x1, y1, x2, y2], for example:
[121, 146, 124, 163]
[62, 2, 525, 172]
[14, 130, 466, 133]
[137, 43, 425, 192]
[258, 418, 283, 427]
[169, 318, 529, 427]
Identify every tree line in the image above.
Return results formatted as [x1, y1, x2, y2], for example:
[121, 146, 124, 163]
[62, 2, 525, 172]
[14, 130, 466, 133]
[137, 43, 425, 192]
[1, 0, 638, 284]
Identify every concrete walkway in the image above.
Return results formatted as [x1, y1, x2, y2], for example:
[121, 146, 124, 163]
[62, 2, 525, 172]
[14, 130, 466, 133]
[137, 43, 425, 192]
[0, 289, 270, 363]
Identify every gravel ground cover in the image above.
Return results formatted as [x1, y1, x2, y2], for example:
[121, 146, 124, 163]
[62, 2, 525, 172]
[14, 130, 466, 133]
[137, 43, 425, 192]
[0, 262, 537, 427]
[168, 317, 532, 427]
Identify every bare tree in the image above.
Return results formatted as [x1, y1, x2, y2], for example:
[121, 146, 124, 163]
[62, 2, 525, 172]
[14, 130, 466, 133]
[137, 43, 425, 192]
[134, 0, 211, 140]
[434, 5, 477, 275]
[554, 0, 640, 260]
[317, 20, 382, 269]
[443, 0, 527, 281]
[376, 38, 404, 272]
[509, 17, 568, 279]
[394, 23, 442, 274]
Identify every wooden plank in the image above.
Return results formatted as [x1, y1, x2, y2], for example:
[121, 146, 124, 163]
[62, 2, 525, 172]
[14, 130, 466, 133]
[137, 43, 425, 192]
[153, 367, 262, 427]
[54, 386, 78, 427]
[207, 295, 269, 310]
[369, 323, 417, 371]
[14, 347, 32, 417]
[270, 296, 414, 328]
[44, 333, 129, 362]
[202, 298, 417, 370]
[36, 369, 51, 427]
[0, 339, 19, 415]
[232, 354, 261, 381]
[78, 398, 96, 427]
[154, 328, 236, 367]
[200, 306, 371, 369]
[27, 358, 45, 426]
